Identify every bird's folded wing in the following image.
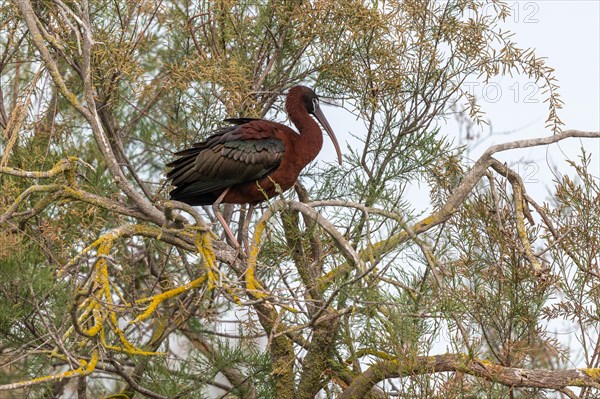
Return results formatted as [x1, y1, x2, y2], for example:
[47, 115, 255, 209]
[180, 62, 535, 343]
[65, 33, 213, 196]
[167, 121, 286, 197]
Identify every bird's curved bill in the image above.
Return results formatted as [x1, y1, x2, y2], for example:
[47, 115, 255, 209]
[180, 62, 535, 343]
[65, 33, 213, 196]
[313, 103, 343, 165]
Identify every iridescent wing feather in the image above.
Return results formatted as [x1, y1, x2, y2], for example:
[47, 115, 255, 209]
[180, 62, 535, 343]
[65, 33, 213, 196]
[166, 120, 285, 205]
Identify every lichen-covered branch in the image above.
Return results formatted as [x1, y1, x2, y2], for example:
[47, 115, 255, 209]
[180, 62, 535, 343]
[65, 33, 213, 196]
[0, 350, 98, 392]
[15, 0, 165, 224]
[489, 159, 543, 272]
[0, 157, 79, 179]
[338, 353, 600, 399]
[319, 130, 600, 285]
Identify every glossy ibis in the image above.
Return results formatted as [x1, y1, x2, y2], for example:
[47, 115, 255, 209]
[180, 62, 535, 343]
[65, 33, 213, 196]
[167, 85, 342, 243]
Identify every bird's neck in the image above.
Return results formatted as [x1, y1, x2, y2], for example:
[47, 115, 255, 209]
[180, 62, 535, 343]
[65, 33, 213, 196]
[286, 100, 323, 164]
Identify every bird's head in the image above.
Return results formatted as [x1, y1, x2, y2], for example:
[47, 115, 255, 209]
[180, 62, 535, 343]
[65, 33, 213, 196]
[288, 85, 343, 165]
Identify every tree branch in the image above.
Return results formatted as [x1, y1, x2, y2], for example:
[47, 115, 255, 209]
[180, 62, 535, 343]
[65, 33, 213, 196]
[322, 130, 600, 282]
[15, 0, 165, 224]
[339, 353, 600, 399]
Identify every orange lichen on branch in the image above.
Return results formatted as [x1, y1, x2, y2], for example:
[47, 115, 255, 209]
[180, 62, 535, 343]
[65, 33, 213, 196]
[131, 229, 231, 324]
[196, 230, 218, 288]
[64, 227, 163, 356]
[0, 350, 99, 392]
[63, 297, 94, 340]
[581, 368, 600, 381]
[59, 224, 165, 275]
[99, 325, 163, 356]
[62, 223, 224, 358]
[196, 230, 242, 305]
[132, 274, 209, 324]
[0, 157, 81, 179]
[345, 349, 396, 363]
[81, 302, 103, 337]
[338, 353, 600, 399]
[512, 182, 543, 272]
[246, 213, 269, 299]
[86, 235, 160, 355]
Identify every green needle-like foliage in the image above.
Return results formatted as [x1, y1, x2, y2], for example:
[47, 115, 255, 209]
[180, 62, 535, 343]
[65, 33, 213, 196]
[0, 0, 598, 398]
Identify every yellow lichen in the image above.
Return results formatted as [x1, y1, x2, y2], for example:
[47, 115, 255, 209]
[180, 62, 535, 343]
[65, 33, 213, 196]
[60, 223, 228, 362]
[64, 228, 162, 356]
[18, 350, 99, 389]
[132, 274, 209, 324]
[582, 368, 600, 380]
[346, 348, 396, 363]
[246, 217, 268, 299]
[196, 231, 218, 288]
[512, 183, 542, 271]
[131, 229, 218, 324]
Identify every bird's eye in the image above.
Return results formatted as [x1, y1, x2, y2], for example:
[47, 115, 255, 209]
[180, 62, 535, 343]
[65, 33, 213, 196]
[312, 98, 319, 110]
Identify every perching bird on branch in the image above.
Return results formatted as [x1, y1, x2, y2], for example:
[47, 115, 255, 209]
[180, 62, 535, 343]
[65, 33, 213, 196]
[167, 85, 342, 244]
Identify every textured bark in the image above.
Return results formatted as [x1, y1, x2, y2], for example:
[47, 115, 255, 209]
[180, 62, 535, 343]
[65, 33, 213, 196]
[339, 354, 600, 399]
[297, 312, 340, 399]
[270, 333, 296, 399]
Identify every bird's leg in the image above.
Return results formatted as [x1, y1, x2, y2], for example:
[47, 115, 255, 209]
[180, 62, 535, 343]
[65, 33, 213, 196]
[240, 204, 255, 255]
[212, 188, 239, 248]
[237, 204, 247, 243]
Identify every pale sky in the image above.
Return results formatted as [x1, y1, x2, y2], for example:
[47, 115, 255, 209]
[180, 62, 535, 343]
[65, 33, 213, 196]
[319, 0, 600, 207]
[318, 0, 600, 368]
[462, 0, 600, 193]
